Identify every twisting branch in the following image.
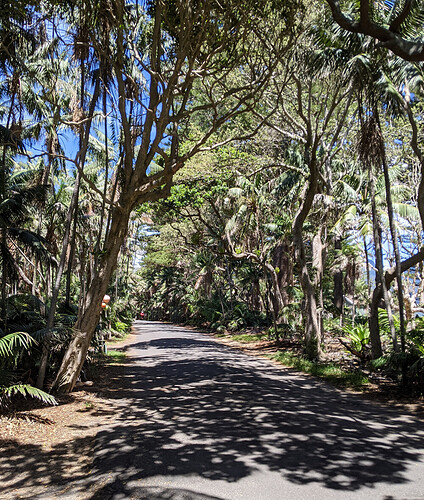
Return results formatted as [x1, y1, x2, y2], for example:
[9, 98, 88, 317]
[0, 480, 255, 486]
[325, 0, 424, 61]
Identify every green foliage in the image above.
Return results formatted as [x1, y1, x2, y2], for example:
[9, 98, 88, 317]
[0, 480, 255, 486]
[112, 320, 130, 334]
[229, 332, 268, 342]
[227, 318, 244, 332]
[388, 351, 420, 371]
[369, 352, 422, 383]
[0, 331, 32, 357]
[0, 332, 57, 408]
[105, 350, 126, 363]
[342, 323, 370, 353]
[102, 296, 134, 338]
[1, 384, 57, 406]
[407, 358, 424, 385]
[378, 310, 400, 337]
[3, 294, 47, 337]
[270, 351, 369, 388]
[407, 318, 424, 356]
[5, 0, 424, 394]
[369, 356, 389, 371]
[269, 322, 298, 340]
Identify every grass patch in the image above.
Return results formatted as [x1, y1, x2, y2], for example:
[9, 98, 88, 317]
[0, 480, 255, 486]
[269, 351, 369, 389]
[105, 350, 126, 363]
[230, 333, 268, 343]
[107, 330, 131, 343]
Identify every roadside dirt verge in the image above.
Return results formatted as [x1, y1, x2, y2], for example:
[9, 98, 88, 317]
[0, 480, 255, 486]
[0, 332, 137, 500]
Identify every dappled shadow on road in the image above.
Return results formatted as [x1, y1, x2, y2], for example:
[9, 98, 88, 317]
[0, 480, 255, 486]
[89, 332, 424, 496]
[90, 480, 225, 500]
[2, 326, 424, 499]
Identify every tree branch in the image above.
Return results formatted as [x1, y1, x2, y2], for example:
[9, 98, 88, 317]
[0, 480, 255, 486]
[325, 0, 424, 61]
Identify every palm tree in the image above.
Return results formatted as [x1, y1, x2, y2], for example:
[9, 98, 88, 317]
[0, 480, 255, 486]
[0, 158, 52, 324]
[314, 11, 424, 360]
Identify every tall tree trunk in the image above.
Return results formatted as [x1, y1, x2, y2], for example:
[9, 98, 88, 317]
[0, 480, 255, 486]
[293, 232, 323, 359]
[1, 89, 16, 322]
[371, 248, 424, 356]
[312, 227, 327, 333]
[1, 146, 8, 322]
[376, 111, 406, 352]
[292, 156, 323, 360]
[368, 165, 396, 358]
[52, 204, 132, 393]
[273, 241, 293, 307]
[36, 75, 101, 389]
[266, 273, 280, 340]
[36, 170, 81, 389]
[381, 155, 405, 352]
[96, 87, 109, 254]
[333, 237, 343, 317]
[65, 194, 79, 308]
[250, 278, 261, 311]
[363, 236, 371, 304]
[264, 262, 285, 328]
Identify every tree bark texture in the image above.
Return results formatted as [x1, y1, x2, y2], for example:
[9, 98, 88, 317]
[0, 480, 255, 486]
[273, 242, 293, 307]
[368, 164, 397, 358]
[292, 158, 323, 360]
[52, 204, 131, 393]
[333, 237, 343, 315]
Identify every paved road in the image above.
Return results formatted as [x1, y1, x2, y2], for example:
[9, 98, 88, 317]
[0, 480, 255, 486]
[88, 321, 424, 499]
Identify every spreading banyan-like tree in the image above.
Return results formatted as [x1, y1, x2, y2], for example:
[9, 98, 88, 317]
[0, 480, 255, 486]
[4, 0, 424, 396]
[48, 0, 300, 392]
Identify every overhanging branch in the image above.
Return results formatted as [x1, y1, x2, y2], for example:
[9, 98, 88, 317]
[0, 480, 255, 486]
[325, 0, 424, 61]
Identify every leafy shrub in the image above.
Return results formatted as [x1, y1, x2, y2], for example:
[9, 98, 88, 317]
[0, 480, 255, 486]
[369, 356, 389, 371]
[408, 358, 424, 386]
[0, 332, 57, 408]
[407, 319, 424, 356]
[227, 318, 244, 331]
[112, 320, 130, 334]
[269, 323, 296, 340]
[342, 323, 370, 353]
[271, 351, 369, 388]
[370, 352, 421, 383]
[386, 351, 420, 371]
[378, 309, 400, 339]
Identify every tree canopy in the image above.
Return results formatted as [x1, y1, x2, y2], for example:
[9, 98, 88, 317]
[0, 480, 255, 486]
[2, 0, 424, 397]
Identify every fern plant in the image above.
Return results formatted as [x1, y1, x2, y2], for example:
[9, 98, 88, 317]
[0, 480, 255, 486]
[0, 332, 57, 408]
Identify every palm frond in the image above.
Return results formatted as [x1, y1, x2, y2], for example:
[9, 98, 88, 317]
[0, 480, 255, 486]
[391, 2, 424, 41]
[8, 228, 53, 262]
[1, 384, 57, 406]
[393, 202, 420, 219]
[0, 332, 35, 358]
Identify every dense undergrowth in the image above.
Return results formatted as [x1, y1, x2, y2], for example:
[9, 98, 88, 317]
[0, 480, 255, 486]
[0, 293, 135, 408]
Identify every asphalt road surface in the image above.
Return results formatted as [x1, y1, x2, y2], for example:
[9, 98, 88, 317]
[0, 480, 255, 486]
[87, 322, 424, 499]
